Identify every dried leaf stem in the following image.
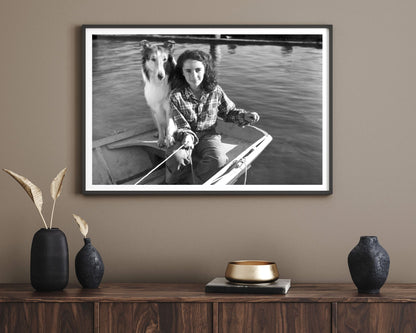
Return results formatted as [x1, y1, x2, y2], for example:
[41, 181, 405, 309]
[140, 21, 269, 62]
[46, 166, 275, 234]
[49, 168, 67, 229]
[4, 168, 68, 230]
[73, 214, 89, 238]
[3, 169, 48, 229]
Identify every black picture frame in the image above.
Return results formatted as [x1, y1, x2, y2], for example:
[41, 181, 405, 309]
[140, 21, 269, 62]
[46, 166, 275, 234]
[82, 25, 332, 195]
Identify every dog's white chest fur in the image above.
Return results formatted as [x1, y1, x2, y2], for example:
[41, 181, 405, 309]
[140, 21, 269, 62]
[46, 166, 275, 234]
[143, 76, 170, 111]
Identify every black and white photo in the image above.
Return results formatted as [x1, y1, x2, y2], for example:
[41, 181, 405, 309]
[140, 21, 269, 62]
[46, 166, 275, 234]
[83, 25, 332, 194]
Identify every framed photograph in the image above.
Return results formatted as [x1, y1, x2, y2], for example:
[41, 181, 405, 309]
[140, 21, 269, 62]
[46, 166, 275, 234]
[83, 25, 332, 194]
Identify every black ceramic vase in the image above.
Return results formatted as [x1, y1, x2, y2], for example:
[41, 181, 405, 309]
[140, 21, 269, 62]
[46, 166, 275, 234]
[75, 238, 104, 288]
[348, 236, 390, 294]
[30, 228, 69, 291]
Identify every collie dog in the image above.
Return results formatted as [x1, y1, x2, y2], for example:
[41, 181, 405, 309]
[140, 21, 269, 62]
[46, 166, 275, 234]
[141, 40, 176, 147]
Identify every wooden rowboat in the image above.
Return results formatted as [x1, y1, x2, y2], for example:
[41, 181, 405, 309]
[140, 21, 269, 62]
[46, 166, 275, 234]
[91, 118, 272, 189]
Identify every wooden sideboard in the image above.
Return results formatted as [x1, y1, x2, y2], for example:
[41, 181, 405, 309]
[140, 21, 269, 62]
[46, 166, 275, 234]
[1, 283, 416, 332]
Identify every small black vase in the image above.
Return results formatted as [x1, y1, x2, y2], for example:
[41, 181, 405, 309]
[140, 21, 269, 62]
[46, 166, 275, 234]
[75, 238, 104, 288]
[30, 228, 69, 291]
[348, 236, 390, 294]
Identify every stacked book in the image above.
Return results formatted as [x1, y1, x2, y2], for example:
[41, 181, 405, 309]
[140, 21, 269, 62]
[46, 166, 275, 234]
[205, 277, 291, 295]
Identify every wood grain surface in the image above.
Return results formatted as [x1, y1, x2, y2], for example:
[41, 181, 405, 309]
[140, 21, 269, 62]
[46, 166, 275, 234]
[99, 302, 212, 333]
[1, 283, 416, 303]
[2, 283, 416, 332]
[337, 303, 416, 333]
[219, 302, 331, 333]
[0, 302, 94, 333]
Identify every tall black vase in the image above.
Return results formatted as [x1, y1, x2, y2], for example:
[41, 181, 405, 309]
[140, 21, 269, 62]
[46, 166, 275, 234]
[75, 238, 104, 288]
[348, 236, 390, 294]
[30, 228, 69, 291]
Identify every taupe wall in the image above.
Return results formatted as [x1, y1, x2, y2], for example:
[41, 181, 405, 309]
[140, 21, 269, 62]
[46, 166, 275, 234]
[1, 0, 415, 284]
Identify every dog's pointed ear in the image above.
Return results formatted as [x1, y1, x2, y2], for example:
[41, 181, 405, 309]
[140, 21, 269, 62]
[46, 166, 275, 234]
[164, 40, 175, 51]
[140, 40, 151, 49]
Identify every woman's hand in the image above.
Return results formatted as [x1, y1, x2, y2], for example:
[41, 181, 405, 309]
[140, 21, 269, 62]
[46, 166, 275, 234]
[182, 134, 194, 150]
[244, 112, 260, 124]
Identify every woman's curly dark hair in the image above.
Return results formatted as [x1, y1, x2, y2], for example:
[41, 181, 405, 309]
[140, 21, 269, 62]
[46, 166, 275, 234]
[171, 49, 217, 92]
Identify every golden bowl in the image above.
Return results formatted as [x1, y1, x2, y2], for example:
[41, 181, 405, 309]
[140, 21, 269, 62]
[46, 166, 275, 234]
[225, 260, 279, 283]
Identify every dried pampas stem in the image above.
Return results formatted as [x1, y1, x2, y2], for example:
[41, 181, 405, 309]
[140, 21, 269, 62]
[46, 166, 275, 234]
[73, 214, 89, 238]
[3, 169, 48, 229]
[49, 168, 68, 229]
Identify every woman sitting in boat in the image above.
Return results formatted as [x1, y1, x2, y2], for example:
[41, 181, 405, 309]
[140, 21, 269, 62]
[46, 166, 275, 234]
[166, 49, 260, 184]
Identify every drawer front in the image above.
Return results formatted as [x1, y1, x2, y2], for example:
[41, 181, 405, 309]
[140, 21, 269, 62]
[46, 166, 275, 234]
[337, 303, 416, 333]
[219, 302, 331, 333]
[99, 302, 212, 333]
[0, 302, 94, 333]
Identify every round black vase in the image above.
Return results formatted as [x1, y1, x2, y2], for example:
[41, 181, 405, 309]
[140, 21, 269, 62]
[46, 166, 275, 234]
[75, 238, 104, 288]
[30, 228, 69, 291]
[348, 236, 390, 294]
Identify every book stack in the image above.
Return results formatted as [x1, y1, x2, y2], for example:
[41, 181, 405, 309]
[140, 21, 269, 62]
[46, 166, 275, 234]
[205, 277, 291, 295]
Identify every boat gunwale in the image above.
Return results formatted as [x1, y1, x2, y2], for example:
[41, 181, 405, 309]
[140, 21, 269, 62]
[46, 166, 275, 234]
[205, 129, 272, 185]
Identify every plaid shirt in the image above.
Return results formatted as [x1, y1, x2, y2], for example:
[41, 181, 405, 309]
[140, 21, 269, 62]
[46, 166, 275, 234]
[170, 85, 249, 142]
